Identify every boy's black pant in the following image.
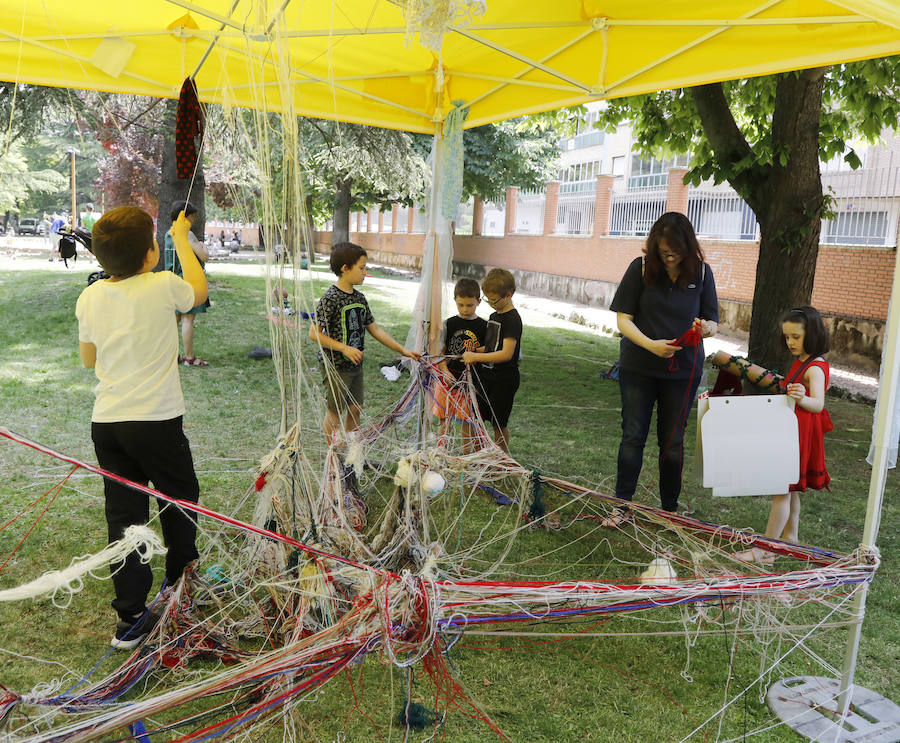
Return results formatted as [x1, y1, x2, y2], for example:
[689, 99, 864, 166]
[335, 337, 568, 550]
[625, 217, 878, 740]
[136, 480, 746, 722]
[91, 417, 200, 621]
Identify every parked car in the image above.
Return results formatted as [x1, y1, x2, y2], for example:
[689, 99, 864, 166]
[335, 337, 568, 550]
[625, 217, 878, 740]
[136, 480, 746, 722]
[17, 218, 39, 236]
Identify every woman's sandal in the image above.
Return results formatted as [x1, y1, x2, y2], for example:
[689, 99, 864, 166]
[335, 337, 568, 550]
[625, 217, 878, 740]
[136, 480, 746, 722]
[734, 547, 776, 565]
[600, 507, 633, 528]
[183, 356, 209, 367]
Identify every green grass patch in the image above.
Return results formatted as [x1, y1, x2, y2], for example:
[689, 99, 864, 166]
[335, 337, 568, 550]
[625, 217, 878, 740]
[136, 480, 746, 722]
[0, 254, 897, 742]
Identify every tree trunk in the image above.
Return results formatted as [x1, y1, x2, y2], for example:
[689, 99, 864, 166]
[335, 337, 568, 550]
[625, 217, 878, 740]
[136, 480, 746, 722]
[746, 71, 826, 373]
[155, 98, 206, 270]
[332, 177, 351, 245]
[692, 71, 826, 374]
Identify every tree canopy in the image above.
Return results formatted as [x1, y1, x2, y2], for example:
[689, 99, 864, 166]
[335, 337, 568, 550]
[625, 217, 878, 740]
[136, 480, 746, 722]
[598, 56, 900, 371]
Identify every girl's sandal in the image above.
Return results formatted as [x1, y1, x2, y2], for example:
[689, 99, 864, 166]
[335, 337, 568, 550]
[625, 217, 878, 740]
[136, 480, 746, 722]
[734, 547, 776, 565]
[600, 507, 633, 528]
[177, 354, 184, 364]
[183, 356, 209, 367]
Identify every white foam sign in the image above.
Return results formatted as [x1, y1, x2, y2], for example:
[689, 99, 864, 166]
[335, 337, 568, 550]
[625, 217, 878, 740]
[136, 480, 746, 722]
[696, 393, 799, 497]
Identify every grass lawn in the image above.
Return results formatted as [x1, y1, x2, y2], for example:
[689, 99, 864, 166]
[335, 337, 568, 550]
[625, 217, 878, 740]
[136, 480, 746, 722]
[0, 253, 897, 742]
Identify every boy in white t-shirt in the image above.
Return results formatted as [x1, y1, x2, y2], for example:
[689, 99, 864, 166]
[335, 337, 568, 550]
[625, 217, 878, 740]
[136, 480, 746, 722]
[75, 206, 208, 650]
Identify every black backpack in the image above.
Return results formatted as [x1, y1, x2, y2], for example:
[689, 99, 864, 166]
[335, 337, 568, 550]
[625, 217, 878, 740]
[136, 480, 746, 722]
[58, 234, 77, 267]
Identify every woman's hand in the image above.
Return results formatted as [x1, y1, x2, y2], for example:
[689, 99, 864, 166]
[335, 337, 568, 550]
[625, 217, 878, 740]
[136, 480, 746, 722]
[647, 339, 680, 358]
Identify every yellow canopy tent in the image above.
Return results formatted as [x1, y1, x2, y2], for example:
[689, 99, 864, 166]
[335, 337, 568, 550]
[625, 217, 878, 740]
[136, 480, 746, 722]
[2, 0, 900, 733]
[1, 1, 899, 130]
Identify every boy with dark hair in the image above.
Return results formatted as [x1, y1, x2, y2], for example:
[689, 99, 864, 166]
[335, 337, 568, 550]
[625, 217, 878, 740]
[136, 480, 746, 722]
[309, 242, 421, 440]
[462, 268, 523, 453]
[76, 206, 208, 650]
[435, 277, 487, 451]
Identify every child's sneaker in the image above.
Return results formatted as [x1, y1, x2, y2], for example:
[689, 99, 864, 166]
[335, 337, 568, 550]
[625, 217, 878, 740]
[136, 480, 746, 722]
[111, 610, 161, 650]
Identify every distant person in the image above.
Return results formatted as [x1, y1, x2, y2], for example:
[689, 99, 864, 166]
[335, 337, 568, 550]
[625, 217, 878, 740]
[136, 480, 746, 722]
[49, 213, 64, 261]
[309, 242, 421, 441]
[605, 212, 718, 527]
[75, 206, 208, 649]
[461, 268, 523, 454]
[435, 277, 487, 453]
[219, 229, 226, 249]
[164, 201, 211, 366]
[82, 204, 98, 232]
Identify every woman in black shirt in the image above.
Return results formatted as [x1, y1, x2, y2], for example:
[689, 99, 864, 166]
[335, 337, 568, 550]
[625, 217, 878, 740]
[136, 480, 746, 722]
[606, 212, 718, 524]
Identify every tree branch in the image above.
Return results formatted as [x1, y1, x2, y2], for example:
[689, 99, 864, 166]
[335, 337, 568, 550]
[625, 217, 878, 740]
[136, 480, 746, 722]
[689, 83, 761, 199]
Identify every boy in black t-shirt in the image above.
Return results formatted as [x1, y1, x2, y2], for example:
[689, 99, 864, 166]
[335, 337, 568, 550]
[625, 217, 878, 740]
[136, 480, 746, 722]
[309, 242, 421, 441]
[435, 278, 487, 452]
[462, 268, 523, 453]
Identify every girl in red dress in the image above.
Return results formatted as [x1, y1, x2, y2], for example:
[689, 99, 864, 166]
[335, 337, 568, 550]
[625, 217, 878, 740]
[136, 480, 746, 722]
[737, 306, 833, 563]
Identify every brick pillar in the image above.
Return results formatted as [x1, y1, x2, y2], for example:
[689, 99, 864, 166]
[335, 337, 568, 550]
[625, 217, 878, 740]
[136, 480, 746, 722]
[472, 195, 484, 236]
[593, 175, 615, 237]
[408, 204, 415, 232]
[505, 186, 519, 235]
[377, 210, 384, 232]
[391, 204, 399, 232]
[543, 181, 560, 236]
[355, 211, 361, 233]
[666, 168, 690, 215]
[366, 209, 372, 232]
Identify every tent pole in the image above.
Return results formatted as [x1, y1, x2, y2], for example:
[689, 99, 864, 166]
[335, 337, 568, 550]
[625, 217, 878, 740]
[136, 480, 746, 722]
[835, 244, 900, 716]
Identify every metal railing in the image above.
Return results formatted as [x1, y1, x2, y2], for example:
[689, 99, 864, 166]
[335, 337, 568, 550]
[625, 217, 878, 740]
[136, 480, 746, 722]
[821, 164, 900, 247]
[481, 200, 506, 236]
[395, 205, 409, 233]
[609, 189, 667, 236]
[515, 190, 544, 234]
[555, 192, 595, 235]
[688, 188, 760, 241]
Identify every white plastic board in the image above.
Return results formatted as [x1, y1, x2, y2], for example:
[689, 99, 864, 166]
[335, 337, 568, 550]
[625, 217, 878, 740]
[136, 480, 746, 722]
[697, 393, 799, 497]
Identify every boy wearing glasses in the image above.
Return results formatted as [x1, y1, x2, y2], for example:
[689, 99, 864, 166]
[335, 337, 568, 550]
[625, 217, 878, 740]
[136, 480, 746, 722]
[435, 278, 487, 451]
[462, 268, 523, 453]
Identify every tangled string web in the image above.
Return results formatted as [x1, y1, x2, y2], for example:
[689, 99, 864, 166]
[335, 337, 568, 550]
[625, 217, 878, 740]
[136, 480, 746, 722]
[0, 20, 881, 743]
[400, 0, 486, 52]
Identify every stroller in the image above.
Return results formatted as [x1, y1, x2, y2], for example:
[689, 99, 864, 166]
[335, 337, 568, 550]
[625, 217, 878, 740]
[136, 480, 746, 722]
[55, 226, 93, 270]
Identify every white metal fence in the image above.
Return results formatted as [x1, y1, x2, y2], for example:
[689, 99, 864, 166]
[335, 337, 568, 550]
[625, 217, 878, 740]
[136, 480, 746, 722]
[609, 189, 667, 236]
[555, 191, 595, 235]
[821, 165, 900, 247]
[412, 204, 428, 233]
[688, 189, 760, 241]
[481, 201, 506, 236]
[515, 190, 544, 234]
[342, 162, 899, 247]
[395, 205, 409, 233]
[455, 198, 475, 235]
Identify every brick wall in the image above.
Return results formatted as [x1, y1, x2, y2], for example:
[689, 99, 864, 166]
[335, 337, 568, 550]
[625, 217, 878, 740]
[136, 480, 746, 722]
[319, 230, 896, 324]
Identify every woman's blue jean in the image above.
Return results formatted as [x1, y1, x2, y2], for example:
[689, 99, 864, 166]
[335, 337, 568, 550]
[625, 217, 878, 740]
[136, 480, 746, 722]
[615, 367, 700, 512]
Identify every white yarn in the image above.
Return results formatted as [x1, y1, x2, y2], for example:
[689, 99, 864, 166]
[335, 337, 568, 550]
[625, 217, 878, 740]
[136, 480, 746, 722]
[421, 470, 446, 497]
[0, 525, 166, 607]
[345, 436, 366, 478]
[640, 558, 678, 586]
[394, 458, 412, 488]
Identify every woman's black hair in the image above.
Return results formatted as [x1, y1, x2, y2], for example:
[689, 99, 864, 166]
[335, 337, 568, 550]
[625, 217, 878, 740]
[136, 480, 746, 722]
[169, 200, 198, 221]
[780, 306, 830, 357]
[643, 212, 704, 288]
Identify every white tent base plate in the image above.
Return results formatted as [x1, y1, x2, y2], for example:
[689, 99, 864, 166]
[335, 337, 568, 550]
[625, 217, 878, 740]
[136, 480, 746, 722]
[768, 676, 900, 742]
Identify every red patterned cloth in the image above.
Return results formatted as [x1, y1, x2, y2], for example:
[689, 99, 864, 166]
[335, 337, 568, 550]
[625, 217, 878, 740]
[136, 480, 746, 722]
[175, 77, 203, 179]
[786, 358, 834, 491]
